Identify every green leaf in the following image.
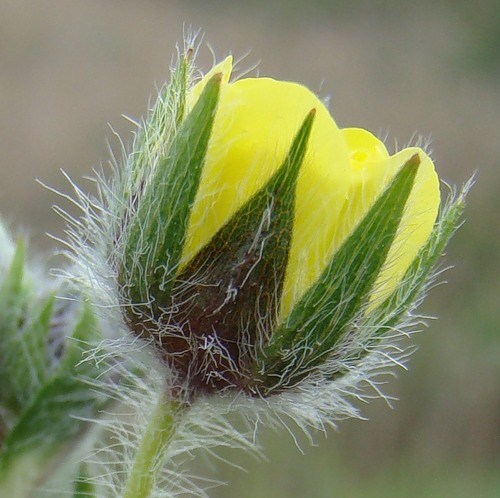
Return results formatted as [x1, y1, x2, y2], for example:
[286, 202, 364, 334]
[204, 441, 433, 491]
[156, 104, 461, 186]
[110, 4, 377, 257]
[0, 218, 15, 263]
[0, 373, 102, 468]
[0, 298, 105, 493]
[0, 237, 61, 414]
[0, 238, 26, 341]
[259, 155, 420, 390]
[73, 461, 95, 498]
[123, 73, 222, 306]
[62, 300, 101, 370]
[6, 296, 54, 408]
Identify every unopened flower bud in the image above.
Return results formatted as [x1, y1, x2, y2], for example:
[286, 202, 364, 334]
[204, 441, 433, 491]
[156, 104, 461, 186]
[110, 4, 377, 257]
[117, 56, 444, 400]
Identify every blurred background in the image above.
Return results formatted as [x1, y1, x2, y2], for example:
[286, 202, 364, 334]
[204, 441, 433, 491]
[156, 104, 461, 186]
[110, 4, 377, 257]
[0, 0, 498, 496]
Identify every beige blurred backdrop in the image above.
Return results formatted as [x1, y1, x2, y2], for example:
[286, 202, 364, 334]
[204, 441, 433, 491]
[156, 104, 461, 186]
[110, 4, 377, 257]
[1, 1, 498, 496]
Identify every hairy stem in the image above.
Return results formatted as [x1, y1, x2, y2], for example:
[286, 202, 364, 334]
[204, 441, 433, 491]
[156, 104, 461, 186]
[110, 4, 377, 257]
[122, 394, 185, 498]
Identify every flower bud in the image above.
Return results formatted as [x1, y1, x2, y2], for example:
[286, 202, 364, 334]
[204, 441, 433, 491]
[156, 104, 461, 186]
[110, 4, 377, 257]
[118, 56, 445, 399]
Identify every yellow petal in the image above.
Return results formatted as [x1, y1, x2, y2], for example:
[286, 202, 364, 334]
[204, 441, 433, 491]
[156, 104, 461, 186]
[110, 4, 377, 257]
[182, 65, 440, 318]
[183, 74, 353, 320]
[186, 56, 233, 109]
[343, 127, 390, 168]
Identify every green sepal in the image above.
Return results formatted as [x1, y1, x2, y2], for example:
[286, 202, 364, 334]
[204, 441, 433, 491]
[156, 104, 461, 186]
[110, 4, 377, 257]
[122, 73, 222, 307]
[259, 155, 421, 390]
[366, 179, 471, 337]
[124, 49, 194, 193]
[163, 110, 315, 392]
[320, 181, 471, 379]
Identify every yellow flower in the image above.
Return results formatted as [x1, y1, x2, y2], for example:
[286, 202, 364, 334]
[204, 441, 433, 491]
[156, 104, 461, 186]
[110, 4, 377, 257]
[117, 46, 467, 397]
[183, 57, 440, 317]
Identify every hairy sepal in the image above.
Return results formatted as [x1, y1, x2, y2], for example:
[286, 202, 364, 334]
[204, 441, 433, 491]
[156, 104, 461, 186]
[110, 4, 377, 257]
[259, 155, 421, 391]
[122, 74, 222, 308]
[167, 110, 315, 393]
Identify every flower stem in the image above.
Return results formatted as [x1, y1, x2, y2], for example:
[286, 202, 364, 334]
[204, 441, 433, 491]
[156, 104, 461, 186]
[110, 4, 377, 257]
[122, 394, 185, 498]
